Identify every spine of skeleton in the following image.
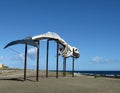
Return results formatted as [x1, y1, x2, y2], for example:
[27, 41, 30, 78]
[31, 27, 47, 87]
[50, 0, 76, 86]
[32, 32, 80, 58]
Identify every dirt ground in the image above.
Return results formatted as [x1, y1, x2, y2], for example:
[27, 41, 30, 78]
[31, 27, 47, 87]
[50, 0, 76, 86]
[0, 70, 120, 93]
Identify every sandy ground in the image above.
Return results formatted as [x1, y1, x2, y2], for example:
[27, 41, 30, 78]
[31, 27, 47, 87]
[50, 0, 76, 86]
[0, 70, 120, 93]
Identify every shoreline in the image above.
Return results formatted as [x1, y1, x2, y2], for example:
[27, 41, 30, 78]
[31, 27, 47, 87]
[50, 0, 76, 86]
[0, 69, 120, 93]
[1, 69, 120, 80]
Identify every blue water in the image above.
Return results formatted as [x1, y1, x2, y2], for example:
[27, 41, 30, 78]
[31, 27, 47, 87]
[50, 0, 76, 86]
[70, 71, 120, 76]
[51, 70, 120, 76]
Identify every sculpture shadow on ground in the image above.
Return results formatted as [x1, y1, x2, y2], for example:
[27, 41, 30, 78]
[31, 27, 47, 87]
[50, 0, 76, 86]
[0, 76, 36, 82]
[0, 78, 24, 82]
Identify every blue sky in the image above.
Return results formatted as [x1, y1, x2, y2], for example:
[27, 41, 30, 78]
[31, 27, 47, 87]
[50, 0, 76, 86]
[0, 0, 120, 70]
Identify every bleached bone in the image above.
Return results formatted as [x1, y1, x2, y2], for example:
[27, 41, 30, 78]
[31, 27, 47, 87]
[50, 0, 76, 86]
[32, 32, 80, 58]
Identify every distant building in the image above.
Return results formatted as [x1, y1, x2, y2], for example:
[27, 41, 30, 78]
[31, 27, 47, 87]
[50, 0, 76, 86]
[0, 64, 4, 68]
[0, 64, 8, 69]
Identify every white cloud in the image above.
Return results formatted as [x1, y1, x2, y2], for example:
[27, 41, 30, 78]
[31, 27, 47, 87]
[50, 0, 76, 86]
[91, 56, 120, 63]
[28, 48, 37, 60]
[9, 47, 37, 62]
[10, 54, 24, 62]
[91, 56, 104, 63]
[18, 54, 24, 62]
[106, 59, 120, 63]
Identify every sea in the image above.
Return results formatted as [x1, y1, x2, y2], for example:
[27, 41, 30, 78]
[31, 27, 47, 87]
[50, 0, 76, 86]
[73, 71, 120, 76]
[53, 70, 120, 77]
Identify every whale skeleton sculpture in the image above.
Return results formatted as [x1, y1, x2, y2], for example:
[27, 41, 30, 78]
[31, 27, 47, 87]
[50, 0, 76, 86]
[32, 32, 80, 58]
[4, 32, 80, 81]
[4, 32, 80, 58]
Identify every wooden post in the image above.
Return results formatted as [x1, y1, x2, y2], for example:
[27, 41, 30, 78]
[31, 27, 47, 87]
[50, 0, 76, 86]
[36, 41, 40, 81]
[63, 57, 66, 77]
[72, 48, 74, 77]
[46, 39, 49, 78]
[56, 42, 59, 78]
[24, 44, 27, 81]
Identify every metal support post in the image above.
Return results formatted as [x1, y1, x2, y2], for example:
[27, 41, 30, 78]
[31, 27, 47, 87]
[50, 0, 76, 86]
[46, 39, 49, 78]
[63, 57, 66, 77]
[56, 42, 59, 78]
[72, 48, 75, 77]
[24, 44, 27, 81]
[36, 41, 40, 81]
